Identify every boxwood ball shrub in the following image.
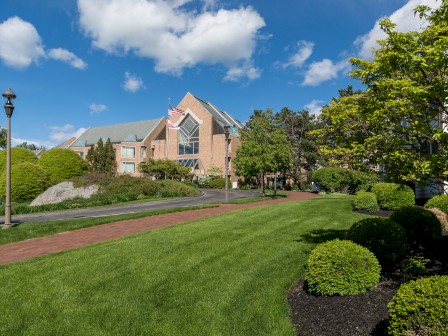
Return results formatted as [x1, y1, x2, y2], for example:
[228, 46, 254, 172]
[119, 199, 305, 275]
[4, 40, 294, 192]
[305, 239, 381, 296]
[39, 148, 88, 186]
[390, 206, 442, 246]
[346, 218, 408, 264]
[352, 191, 379, 212]
[371, 183, 415, 210]
[388, 275, 448, 336]
[0, 162, 50, 201]
[424, 194, 448, 214]
[0, 147, 37, 174]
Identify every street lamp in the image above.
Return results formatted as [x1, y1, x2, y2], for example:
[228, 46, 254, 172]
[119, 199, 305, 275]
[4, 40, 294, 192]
[224, 125, 231, 202]
[2, 88, 16, 229]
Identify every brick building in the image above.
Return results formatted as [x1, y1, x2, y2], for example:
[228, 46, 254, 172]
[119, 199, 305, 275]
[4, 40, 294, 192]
[68, 93, 242, 180]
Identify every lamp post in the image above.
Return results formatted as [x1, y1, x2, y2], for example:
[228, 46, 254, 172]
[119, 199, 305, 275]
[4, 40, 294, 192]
[2, 88, 16, 229]
[224, 125, 231, 202]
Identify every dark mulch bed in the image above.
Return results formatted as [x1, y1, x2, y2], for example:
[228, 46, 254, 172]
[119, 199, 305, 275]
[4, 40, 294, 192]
[288, 207, 448, 336]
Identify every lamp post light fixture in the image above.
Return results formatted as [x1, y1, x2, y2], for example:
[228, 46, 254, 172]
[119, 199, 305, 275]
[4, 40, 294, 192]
[2, 88, 16, 229]
[224, 125, 231, 202]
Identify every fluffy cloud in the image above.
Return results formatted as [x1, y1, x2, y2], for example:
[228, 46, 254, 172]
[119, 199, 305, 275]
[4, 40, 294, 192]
[47, 48, 87, 70]
[355, 0, 440, 59]
[302, 59, 350, 86]
[283, 40, 314, 68]
[0, 16, 87, 69]
[304, 99, 325, 116]
[48, 124, 87, 146]
[122, 72, 145, 93]
[0, 16, 45, 68]
[77, 0, 265, 80]
[89, 103, 108, 114]
[224, 61, 261, 82]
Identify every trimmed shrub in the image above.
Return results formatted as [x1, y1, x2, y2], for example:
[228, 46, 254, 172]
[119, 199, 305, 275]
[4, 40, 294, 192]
[390, 206, 442, 246]
[312, 167, 352, 193]
[352, 191, 379, 212]
[159, 180, 198, 197]
[424, 194, 448, 214]
[346, 218, 408, 264]
[0, 162, 50, 201]
[197, 175, 213, 188]
[371, 183, 415, 210]
[388, 275, 448, 336]
[427, 208, 448, 234]
[349, 170, 380, 193]
[0, 147, 37, 174]
[305, 239, 381, 296]
[39, 149, 88, 185]
[209, 178, 230, 189]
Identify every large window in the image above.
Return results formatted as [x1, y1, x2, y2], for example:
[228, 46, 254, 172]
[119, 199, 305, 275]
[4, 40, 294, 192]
[178, 115, 199, 155]
[121, 162, 135, 174]
[121, 146, 135, 158]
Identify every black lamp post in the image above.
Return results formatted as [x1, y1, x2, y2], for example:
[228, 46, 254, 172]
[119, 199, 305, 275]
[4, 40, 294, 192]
[2, 88, 16, 229]
[224, 125, 231, 202]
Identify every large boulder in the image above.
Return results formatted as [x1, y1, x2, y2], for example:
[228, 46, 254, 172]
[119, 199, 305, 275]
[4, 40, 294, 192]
[30, 181, 98, 206]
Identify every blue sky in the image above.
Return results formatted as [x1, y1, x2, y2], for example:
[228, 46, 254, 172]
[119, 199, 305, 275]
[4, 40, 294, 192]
[0, 0, 440, 148]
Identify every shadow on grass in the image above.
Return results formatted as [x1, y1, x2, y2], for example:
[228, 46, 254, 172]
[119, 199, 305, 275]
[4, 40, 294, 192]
[295, 229, 348, 244]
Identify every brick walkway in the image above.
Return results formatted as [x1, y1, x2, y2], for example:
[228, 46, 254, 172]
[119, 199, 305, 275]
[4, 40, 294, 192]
[0, 192, 318, 265]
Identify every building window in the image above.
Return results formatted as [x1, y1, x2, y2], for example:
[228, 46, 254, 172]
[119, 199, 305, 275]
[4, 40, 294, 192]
[179, 115, 199, 155]
[140, 146, 146, 158]
[121, 162, 135, 174]
[75, 151, 84, 158]
[121, 146, 135, 158]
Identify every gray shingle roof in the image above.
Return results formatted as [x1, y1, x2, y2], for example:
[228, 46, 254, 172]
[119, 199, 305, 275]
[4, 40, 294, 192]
[70, 118, 164, 147]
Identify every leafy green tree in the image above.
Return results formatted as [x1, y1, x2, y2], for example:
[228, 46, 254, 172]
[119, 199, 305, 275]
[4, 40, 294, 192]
[16, 142, 44, 151]
[316, 3, 448, 188]
[234, 109, 291, 195]
[39, 148, 88, 185]
[0, 147, 37, 174]
[86, 145, 95, 173]
[0, 162, 50, 201]
[139, 159, 190, 180]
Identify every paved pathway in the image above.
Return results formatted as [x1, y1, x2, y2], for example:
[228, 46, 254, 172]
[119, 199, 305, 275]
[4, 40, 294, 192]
[0, 192, 318, 265]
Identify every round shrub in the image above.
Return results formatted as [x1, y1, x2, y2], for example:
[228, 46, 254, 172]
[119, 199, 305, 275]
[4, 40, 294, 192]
[39, 149, 88, 185]
[371, 183, 415, 210]
[305, 239, 381, 296]
[312, 167, 352, 193]
[346, 218, 408, 263]
[0, 147, 37, 174]
[352, 191, 379, 212]
[0, 162, 50, 201]
[424, 194, 448, 214]
[390, 206, 442, 246]
[388, 275, 448, 336]
[349, 170, 380, 193]
[209, 178, 230, 189]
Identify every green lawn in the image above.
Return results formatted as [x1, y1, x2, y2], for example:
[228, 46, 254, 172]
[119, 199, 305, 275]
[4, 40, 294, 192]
[0, 196, 370, 335]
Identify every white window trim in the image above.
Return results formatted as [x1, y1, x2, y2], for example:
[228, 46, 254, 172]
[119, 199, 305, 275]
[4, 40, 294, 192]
[121, 146, 136, 159]
[121, 162, 135, 174]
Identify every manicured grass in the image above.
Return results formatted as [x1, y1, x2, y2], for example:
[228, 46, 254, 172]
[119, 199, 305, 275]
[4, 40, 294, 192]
[0, 205, 217, 246]
[209, 193, 287, 205]
[0, 196, 370, 335]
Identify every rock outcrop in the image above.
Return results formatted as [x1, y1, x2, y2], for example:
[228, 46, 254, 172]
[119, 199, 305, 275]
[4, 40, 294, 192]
[30, 181, 99, 206]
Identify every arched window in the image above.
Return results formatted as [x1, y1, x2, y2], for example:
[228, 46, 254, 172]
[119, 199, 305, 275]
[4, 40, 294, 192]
[178, 115, 199, 155]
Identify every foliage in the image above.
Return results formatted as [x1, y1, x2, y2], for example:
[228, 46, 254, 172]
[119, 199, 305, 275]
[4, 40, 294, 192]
[206, 166, 223, 178]
[0, 127, 6, 149]
[398, 255, 430, 279]
[38, 148, 88, 185]
[0, 162, 49, 201]
[424, 194, 448, 214]
[352, 191, 379, 212]
[138, 158, 190, 180]
[234, 109, 291, 194]
[16, 142, 44, 151]
[98, 175, 161, 197]
[371, 183, 415, 210]
[346, 218, 408, 264]
[209, 178, 230, 189]
[388, 276, 448, 336]
[312, 167, 378, 194]
[197, 175, 213, 188]
[86, 138, 116, 175]
[390, 206, 442, 246]
[305, 239, 381, 296]
[315, 3, 448, 185]
[0, 147, 37, 174]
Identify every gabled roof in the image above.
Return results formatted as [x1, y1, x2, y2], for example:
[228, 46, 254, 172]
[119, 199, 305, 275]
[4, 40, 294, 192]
[70, 118, 164, 147]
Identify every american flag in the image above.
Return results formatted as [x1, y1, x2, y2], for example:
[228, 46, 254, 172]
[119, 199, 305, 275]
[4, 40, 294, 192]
[168, 105, 184, 116]
[167, 120, 179, 129]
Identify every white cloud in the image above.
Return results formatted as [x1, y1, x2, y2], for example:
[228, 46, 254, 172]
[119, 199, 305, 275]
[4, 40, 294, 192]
[355, 0, 440, 60]
[25, 124, 87, 148]
[47, 48, 87, 70]
[224, 61, 261, 82]
[283, 40, 314, 68]
[77, 0, 265, 80]
[302, 59, 350, 86]
[0, 16, 45, 68]
[122, 72, 145, 93]
[89, 103, 107, 114]
[304, 99, 325, 116]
